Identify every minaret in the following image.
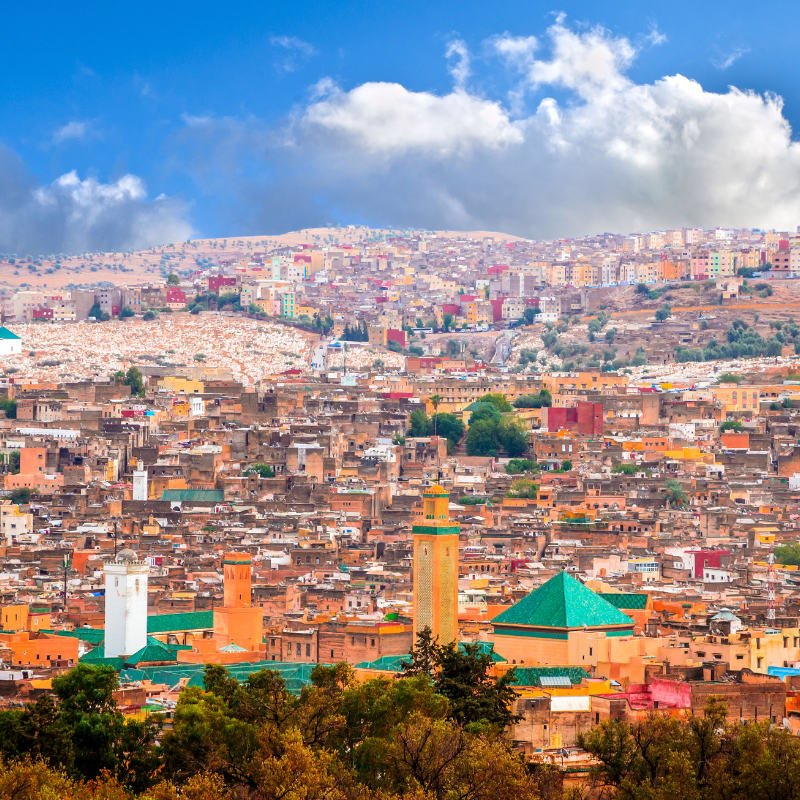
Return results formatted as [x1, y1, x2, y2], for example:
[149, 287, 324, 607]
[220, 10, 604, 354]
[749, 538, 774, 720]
[213, 552, 262, 653]
[413, 485, 460, 645]
[133, 460, 148, 501]
[104, 549, 149, 657]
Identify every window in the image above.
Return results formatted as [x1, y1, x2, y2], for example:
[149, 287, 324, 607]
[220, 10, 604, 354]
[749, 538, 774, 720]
[306, 644, 311, 657]
[296, 643, 301, 656]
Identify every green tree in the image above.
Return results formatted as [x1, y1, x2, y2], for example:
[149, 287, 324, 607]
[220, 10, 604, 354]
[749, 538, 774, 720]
[559, 459, 573, 471]
[0, 397, 17, 418]
[9, 487, 31, 503]
[775, 541, 800, 566]
[522, 307, 540, 324]
[244, 462, 275, 478]
[478, 392, 512, 411]
[513, 390, 551, 408]
[167, 273, 180, 285]
[505, 478, 537, 499]
[721, 420, 743, 432]
[506, 458, 539, 474]
[498, 418, 528, 458]
[409, 408, 430, 438]
[655, 303, 672, 321]
[466, 418, 499, 457]
[666, 478, 688, 508]
[119, 306, 134, 319]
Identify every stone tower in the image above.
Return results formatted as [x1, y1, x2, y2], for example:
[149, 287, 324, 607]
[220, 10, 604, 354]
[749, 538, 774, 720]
[412, 485, 460, 645]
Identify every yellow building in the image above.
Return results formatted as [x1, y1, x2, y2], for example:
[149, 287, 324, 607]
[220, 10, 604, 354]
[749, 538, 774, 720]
[413, 486, 460, 645]
[158, 376, 204, 394]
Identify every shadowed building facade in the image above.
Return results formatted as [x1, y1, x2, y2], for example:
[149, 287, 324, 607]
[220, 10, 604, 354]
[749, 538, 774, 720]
[413, 485, 459, 645]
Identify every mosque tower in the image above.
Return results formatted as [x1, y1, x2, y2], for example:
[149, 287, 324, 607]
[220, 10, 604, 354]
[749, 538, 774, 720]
[104, 549, 149, 658]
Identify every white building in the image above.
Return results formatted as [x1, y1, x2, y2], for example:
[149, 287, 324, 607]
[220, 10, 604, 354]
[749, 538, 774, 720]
[104, 549, 149, 658]
[0, 327, 21, 356]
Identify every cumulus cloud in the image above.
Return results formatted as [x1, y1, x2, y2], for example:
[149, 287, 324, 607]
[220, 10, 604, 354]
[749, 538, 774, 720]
[301, 80, 522, 157]
[179, 17, 800, 238]
[0, 145, 193, 254]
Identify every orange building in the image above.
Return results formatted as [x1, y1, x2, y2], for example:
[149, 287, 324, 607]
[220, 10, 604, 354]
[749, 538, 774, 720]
[413, 485, 460, 645]
[179, 552, 265, 663]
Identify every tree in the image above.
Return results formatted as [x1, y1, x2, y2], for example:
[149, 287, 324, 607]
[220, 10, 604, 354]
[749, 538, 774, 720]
[665, 478, 688, 508]
[506, 458, 539, 474]
[9, 487, 31, 503]
[446, 338, 461, 357]
[167, 273, 180, 285]
[143, 309, 158, 320]
[466, 418, 499, 456]
[124, 367, 144, 395]
[559, 460, 573, 471]
[478, 392, 512, 412]
[0, 397, 17, 418]
[505, 478, 537, 499]
[513, 390, 551, 408]
[88, 301, 102, 319]
[443, 313, 454, 332]
[432, 414, 464, 453]
[718, 372, 743, 384]
[119, 306, 134, 319]
[245, 463, 275, 478]
[409, 408, 429, 438]
[775, 541, 800, 566]
[721, 420, 743, 432]
[522, 307, 540, 324]
[498, 418, 528, 457]
[655, 303, 672, 322]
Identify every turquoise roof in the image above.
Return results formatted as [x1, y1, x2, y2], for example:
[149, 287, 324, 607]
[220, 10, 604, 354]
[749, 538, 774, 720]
[0, 327, 21, 340]
[355, 642, 505, 672]
[56, 628, 105, 645]
[125, 642, 179, 666]
[147, 610, 214, 633]
[161, 489, 224, 502]
[511, 666, 591, 686]
[600, 593, 649, 610]
[492, 571, 635, 629]
[118, 661, 319, 694]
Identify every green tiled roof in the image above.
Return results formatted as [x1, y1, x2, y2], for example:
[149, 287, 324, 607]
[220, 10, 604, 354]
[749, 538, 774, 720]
[125, 642, 179, 666]
[492, 571, 634, 629]
[79, 653, 126, 670]
[118, 661, 319, 694]
[601, 593, 649, 610]
[511, 666, 590, 687]
[147, 610, 214, 634]
[161, 489, 224, 502]
[55, 628, 105, 645]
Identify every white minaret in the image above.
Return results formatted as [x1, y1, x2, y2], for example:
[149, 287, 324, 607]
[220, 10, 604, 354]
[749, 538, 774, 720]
[104, 549, 149, 658]
[132, 460, 148, 501]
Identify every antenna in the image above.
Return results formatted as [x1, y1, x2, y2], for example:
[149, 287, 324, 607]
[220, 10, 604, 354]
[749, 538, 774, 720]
[767, 541, 776, 624]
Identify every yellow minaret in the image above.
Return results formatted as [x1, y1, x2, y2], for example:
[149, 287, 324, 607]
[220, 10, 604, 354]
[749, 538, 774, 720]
[413, 485, 460, 645]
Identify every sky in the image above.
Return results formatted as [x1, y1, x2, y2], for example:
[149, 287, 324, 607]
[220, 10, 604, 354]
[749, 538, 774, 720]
[2, 0, 800, 253]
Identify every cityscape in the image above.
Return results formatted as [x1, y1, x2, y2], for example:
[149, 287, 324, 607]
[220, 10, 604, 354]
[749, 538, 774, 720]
[6, 1, 800, 797]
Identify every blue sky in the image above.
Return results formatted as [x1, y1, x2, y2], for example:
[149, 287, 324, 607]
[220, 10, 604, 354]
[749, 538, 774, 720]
[2, 0, 800, 253]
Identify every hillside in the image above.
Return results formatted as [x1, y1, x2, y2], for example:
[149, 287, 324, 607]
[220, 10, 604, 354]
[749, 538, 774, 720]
[0, 227, 525, 293]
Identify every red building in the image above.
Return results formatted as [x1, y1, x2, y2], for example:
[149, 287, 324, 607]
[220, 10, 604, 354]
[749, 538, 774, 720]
[545, 402, 603, 435]
[208, 276, 237, 294]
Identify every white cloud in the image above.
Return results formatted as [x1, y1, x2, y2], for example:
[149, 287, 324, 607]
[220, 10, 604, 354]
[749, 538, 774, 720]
[0, 148, 193, 253]
[445, 39, 471, 89]
[713, 47, 748, 70]
[301, 81, 523, 157]
[179, 18, 800, 238]
[646, 24, 667, 47]
[52, 120, 89, 144]
[270, 35, 317, 73]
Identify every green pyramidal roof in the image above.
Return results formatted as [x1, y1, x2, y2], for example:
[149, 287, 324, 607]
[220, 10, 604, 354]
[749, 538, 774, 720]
[492, 571, 634, 629]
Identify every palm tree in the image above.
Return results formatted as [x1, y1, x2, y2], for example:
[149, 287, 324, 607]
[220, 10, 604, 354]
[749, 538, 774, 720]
[665, 479, 688, 508]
